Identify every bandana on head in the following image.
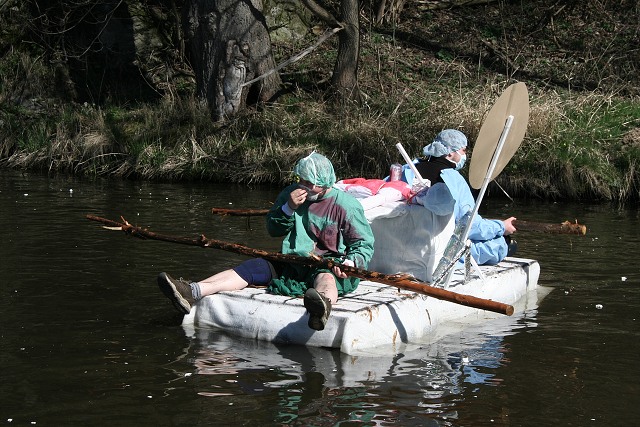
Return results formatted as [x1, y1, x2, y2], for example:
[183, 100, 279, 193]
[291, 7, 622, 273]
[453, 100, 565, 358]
[293, 151, 336, 188]
[422, 129, 468, 157]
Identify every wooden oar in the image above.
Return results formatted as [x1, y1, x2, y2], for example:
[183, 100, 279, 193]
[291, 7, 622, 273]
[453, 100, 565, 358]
[86, 214, 515, 316]
[210, 207, 587, 235]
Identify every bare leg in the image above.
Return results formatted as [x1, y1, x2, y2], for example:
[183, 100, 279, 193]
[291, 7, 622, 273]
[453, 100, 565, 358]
[303, 272, 337, 331]
[313, 272, 338, 304]
[197, 269, 249, 297]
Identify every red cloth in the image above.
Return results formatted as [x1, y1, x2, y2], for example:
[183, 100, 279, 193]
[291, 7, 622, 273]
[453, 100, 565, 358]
[381, 180, 412, 199]
[339, 178, 386, 194]
[338, 178, 412, 199]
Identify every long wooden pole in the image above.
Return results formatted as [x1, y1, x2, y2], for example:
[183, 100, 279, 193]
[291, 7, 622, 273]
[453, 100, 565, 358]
[86, 214, 515, 316]
[210, 207, 588, 235]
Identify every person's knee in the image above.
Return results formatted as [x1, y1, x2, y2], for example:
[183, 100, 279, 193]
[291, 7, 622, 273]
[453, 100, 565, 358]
[314, 272, 338, 303]
[315, 272, 335, 286]
[232, 258, 276, 285]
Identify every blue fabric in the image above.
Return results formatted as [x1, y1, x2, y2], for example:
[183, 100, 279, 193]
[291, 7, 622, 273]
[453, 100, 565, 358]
[414, 182, 455, 216]
[440, 169, 507, 265]
[232, 258, 276, 285]
[400, 165, 507, 265]
[423, 129, 468, 157]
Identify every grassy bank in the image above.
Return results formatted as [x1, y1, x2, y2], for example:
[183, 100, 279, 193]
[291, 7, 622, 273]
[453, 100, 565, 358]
[1, 76, 639, 201]
[1, 2, 639, 202]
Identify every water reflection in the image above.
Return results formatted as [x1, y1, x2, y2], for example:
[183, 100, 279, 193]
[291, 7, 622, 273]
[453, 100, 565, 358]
[175, 299, 545, 425]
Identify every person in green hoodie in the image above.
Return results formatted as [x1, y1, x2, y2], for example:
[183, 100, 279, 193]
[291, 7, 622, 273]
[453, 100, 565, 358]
[158, 152, 375, 331]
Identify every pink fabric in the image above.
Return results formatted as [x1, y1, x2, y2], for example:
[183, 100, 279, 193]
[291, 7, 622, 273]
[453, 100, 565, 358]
[338, 178, 412, 200]
[380, 180, 412, 199]
[339, 178, 387, 194]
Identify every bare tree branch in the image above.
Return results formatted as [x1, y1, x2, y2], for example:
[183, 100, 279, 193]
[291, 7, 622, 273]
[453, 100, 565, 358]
[241, 27, 341, 88]
[299, 0, 341, 27]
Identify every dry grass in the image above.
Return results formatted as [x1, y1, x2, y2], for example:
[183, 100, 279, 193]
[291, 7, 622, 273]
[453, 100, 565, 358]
[1, 1, 639, 200]
[2, 77, 638, 202]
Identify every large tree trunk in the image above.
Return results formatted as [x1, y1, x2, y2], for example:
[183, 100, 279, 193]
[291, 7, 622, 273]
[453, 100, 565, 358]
[331, 0, 360, 101]
[185, 0, 281, 121]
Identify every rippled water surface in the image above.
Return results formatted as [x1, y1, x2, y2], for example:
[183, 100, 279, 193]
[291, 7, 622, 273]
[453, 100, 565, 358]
[1, 170, 639, 426]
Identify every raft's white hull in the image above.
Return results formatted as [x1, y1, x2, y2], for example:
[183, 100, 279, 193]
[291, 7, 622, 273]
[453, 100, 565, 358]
[182, 257, 541, 355]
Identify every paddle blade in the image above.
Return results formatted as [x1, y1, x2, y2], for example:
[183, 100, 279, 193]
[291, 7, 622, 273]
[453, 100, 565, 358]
[469, 82, 529, 189]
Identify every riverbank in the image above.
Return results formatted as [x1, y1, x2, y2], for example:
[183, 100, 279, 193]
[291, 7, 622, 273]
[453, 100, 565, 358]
[2, 81, 638, 201]
[1, 2, 639, 201]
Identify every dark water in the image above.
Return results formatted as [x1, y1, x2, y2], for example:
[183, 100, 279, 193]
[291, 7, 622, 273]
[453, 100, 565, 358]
[1, 170, 639, 426]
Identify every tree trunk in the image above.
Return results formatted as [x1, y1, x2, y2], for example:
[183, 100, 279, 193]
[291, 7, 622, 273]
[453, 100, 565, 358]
[331, 0, 360, 101]
[184, 0, 281, 121]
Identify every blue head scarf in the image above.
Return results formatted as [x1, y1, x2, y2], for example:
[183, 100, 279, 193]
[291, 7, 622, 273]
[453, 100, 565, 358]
[422, 129, 468, 157]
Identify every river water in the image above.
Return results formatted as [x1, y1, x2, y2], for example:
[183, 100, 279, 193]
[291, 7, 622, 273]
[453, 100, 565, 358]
[1, 169, 639, 426]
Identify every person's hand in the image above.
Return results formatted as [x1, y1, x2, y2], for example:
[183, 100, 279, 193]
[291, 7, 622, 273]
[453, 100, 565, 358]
[503, 217, 517, 235]
[332, 259, 354, 279]
[287, 187, 308, 210]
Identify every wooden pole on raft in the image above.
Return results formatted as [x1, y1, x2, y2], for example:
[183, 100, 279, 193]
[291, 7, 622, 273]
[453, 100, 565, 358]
[210, 207, 587, 235]
[86, 214, 515, 316]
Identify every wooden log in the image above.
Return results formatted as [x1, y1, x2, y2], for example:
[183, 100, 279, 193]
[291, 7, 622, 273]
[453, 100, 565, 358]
[86, 214, 514, 316]
[514, 219, 587, 235]
[211, 207, 270, 216]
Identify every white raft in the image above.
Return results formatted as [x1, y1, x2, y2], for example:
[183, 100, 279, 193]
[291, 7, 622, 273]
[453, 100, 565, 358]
[184, 286, 549, 388]
[182, 202, 542, 356]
